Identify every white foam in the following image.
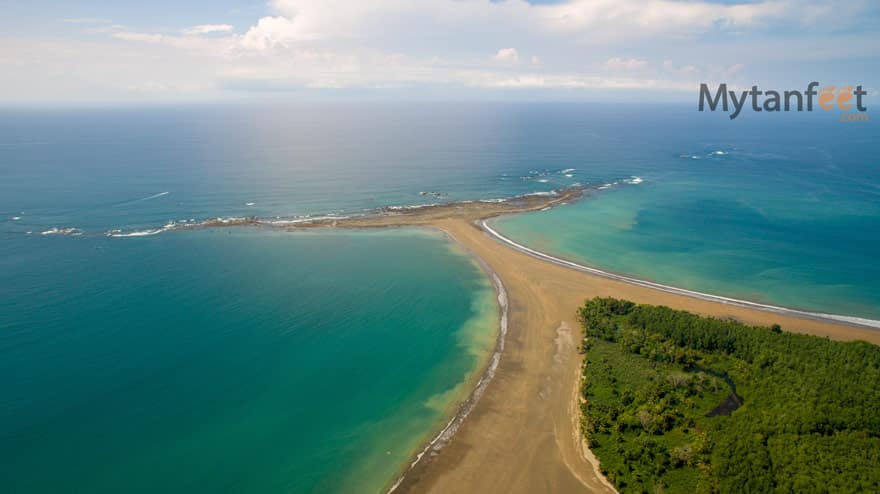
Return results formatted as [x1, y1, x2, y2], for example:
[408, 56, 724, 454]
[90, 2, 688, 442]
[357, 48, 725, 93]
[386, 269, 509, 494]
[113, 191, 170, 207]
[561, 168, 576, 174]
[260, 220, 303, 226]
[40, 227, 82, 236]
[481, 220, 880, 330]
[107, 221, 178, 237]
[261, 215, 349, 225]
[137, 191, 169, 202]
[245, 202, 256, 206]
[385, 204, 435, 211]
[537, 179, 549, 183]
[107, 229, 165, 237]
[11, 216, 21, 221]
[564, 174, 574, 178]
[209, 217, 248, 225]
[625, 176, 644, 184]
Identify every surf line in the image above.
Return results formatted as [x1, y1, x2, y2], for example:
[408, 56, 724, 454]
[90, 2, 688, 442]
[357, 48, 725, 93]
[480, 220, 880, 330]
[386, 267, 509, 493]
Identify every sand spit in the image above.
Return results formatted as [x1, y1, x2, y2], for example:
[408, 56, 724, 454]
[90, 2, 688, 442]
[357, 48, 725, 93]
[109, 185, 880, 493]
[244, 187, 877, 494]
[382, 217, 879, 494]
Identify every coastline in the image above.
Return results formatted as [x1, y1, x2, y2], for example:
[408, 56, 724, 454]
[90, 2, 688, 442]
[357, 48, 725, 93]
[262, 190, 879, 493]
[480, 219, 880, 331]
[38, 186, 880, 493]
[82, 184, 880, 330]
[253, 186, 880, 335]
[385, 247, 509, 494]
[385, 217, 880, 494]
[315, 226, 505, 494]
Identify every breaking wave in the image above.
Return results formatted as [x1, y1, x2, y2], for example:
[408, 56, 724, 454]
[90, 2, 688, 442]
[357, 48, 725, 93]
[40, 227, 82, 236]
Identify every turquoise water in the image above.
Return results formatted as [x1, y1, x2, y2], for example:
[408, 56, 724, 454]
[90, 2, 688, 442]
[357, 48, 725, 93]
[493, 110, 880, 320]
[1, 103, 878, 493]
[0, 228, 498, 493]
[496, 182, 880, 319]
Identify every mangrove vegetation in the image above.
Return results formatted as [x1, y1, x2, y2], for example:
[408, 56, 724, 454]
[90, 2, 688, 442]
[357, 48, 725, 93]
[578, 297, 880, 493]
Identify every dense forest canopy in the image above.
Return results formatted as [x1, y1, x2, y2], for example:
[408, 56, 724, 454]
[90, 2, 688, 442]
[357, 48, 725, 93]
[578, 297, 880, 494]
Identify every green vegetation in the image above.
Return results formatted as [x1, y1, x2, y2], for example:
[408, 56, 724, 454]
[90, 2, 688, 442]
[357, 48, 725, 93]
[578, 297, 880, 494]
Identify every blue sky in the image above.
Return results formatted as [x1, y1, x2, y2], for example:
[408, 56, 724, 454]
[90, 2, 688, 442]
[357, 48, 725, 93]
[1, 0, 878, 104]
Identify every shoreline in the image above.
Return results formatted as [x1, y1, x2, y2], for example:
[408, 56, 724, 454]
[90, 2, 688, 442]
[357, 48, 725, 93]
[480, 219, 880, 331]
[373, 208, 879, 492]
[265, 190, 877, 492]
[386, 217, 880, 493]
[27, 186, 880, 493]
[386, 249, 509, 494]
[44, 183, 880, 328]
[277, 186, 879, 329]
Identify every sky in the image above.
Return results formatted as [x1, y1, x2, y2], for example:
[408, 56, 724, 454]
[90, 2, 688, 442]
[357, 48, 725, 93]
[1, 0, 878, 104]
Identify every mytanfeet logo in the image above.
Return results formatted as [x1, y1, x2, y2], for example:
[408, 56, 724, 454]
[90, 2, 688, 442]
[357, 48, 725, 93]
[699, 82, 868, 121]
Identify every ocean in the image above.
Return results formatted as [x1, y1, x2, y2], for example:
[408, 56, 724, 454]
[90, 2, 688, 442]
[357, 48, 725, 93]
[1, 103, 878, 492]
[0, 227, 498, 493]
[491, 105, 880, 320]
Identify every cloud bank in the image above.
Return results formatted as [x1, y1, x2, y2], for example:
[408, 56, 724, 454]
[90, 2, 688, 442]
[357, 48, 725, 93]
[2, 0, 876, 102]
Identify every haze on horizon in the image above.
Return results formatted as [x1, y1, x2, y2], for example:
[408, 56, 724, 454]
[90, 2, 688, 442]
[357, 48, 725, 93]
[1, 0, 878, 105]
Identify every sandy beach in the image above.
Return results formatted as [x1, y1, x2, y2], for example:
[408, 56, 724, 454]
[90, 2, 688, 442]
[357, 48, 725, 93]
[230, 189, 880, 493]
[388, 216, 880, 494]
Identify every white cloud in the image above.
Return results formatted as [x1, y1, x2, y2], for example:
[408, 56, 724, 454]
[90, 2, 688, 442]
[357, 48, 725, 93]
[60, 18, 111, 24]
[112, 32, 164, 44]
[182, 24, 235, 36]
[4, 0, 874, 102]
[543, 0, 789, 37]
[240, 16, 298, 51]
[605, 57, 647, 71]
[494, 48, 519, 63]
[253, 0, 794, 46]
[461, 71, 695, 91]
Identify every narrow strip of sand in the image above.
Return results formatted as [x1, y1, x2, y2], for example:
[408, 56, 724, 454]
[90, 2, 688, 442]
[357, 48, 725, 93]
[385, 218, 880, 494]
[148, 187, 880, 492]
[480, 219, 880, 330]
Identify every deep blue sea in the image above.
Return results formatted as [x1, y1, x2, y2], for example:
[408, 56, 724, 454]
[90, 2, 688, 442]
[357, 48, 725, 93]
[1, 103, 878, 492]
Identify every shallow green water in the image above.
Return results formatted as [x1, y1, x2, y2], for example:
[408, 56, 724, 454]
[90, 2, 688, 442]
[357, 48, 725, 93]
[495, 177, 880, 320]
[2, 104, 878, 493]
[0, 228, 498, 493]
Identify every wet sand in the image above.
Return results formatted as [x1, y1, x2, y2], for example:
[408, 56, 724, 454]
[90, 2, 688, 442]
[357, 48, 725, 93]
[385, 217, 879, 494]
[241, 189, 880, 493]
